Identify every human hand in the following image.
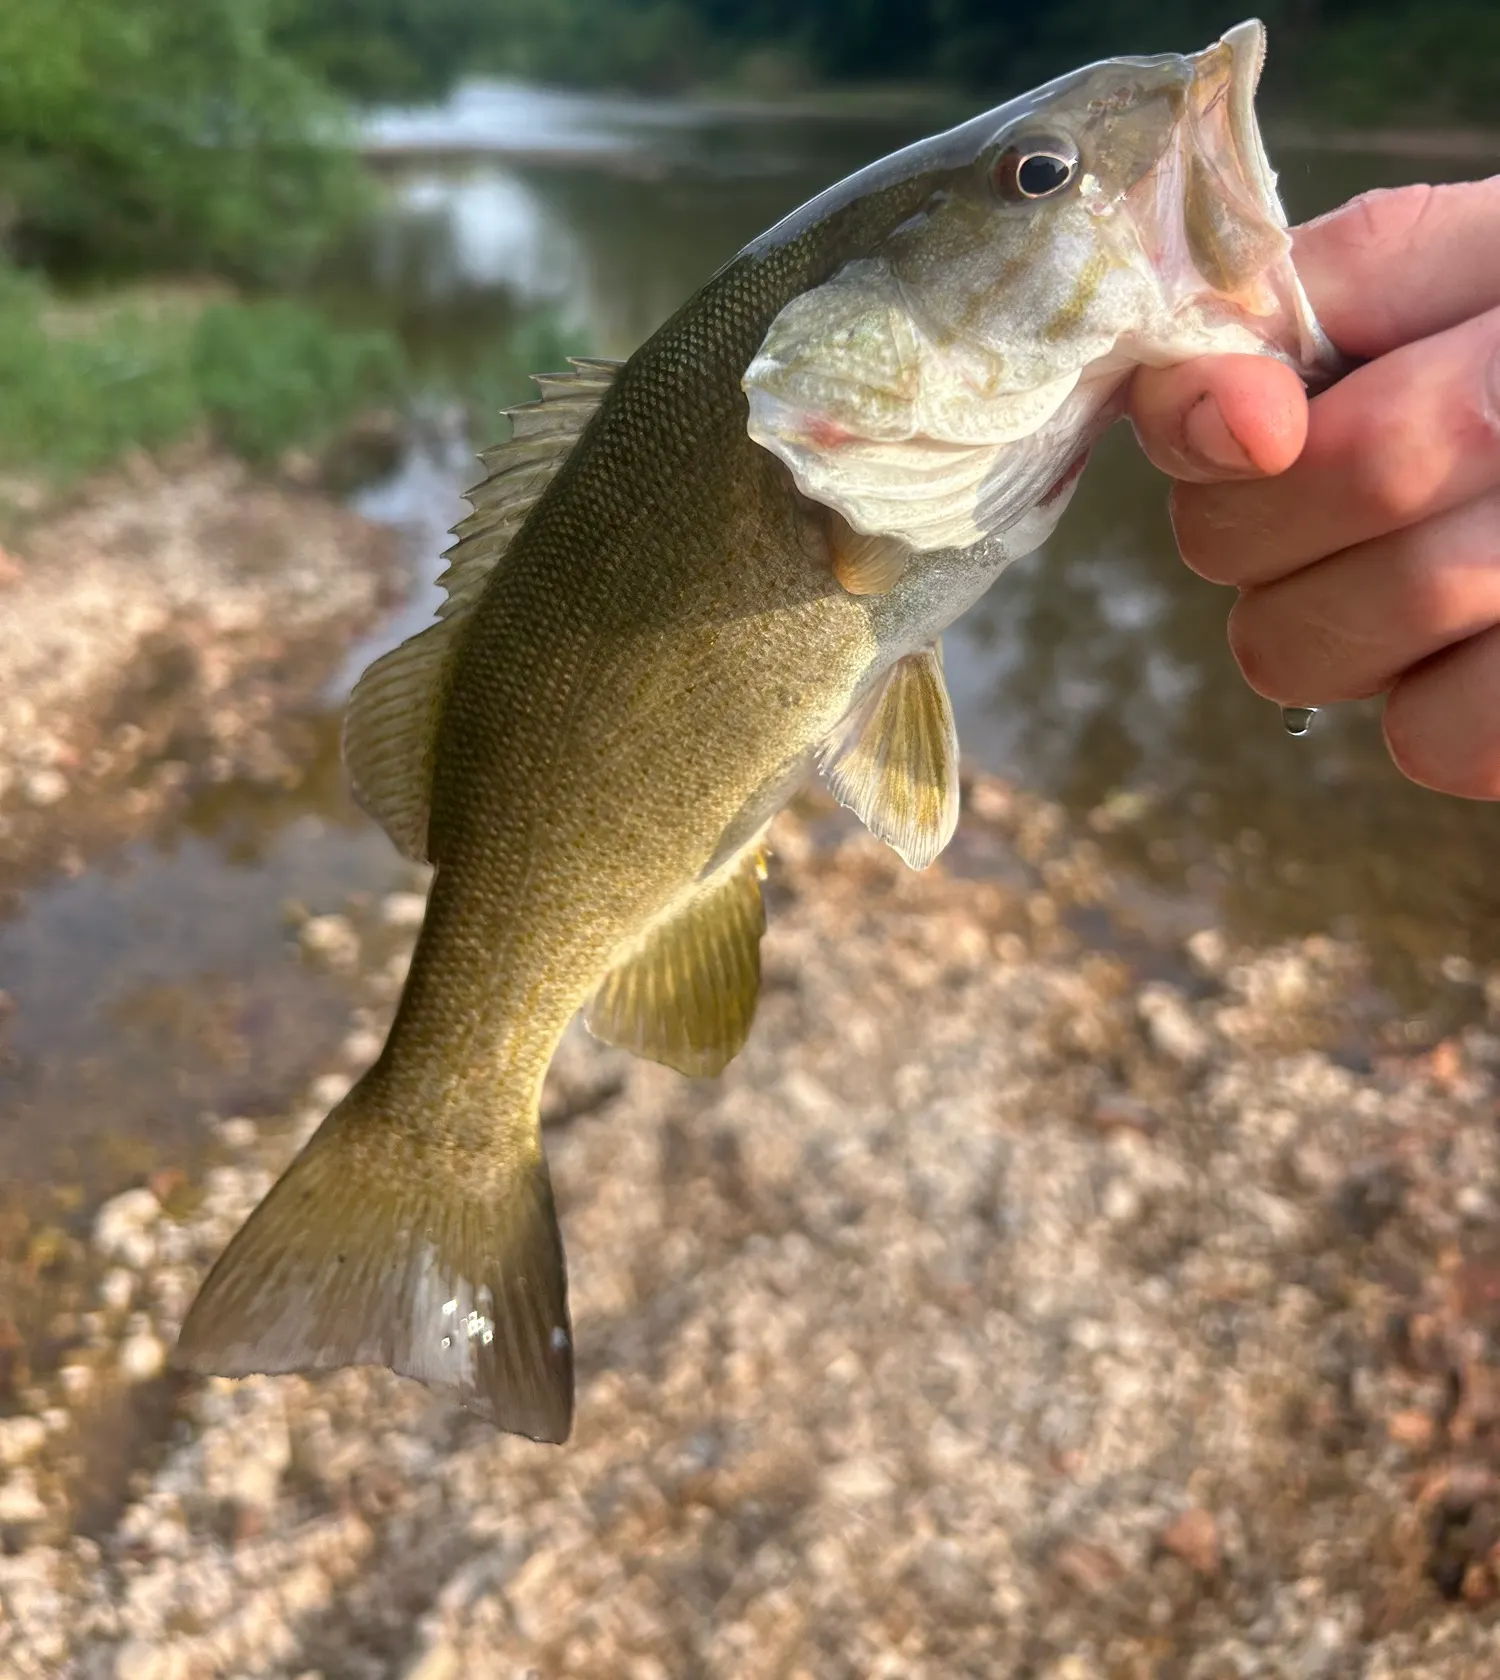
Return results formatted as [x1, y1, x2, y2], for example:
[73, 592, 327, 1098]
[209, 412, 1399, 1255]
[1129, 177, 1500, 797]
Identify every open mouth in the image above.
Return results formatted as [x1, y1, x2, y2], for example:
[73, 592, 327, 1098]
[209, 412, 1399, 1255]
[1172, 19, 1334, 372]
[1186, 19, 1286, 236]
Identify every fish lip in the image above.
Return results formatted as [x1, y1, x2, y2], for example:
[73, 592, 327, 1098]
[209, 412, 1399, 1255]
[1188, 19, 1283, 228]
[1183, 18, 1340, 375]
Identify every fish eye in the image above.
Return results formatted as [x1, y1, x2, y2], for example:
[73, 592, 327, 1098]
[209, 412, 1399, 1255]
[992, 138, 1079, 202]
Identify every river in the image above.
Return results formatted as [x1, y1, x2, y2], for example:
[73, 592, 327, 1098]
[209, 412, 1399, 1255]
[2, 81, 1496, 1209]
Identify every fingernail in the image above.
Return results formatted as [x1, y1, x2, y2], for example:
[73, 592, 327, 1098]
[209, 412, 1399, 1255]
[1183, 393, 1255, 475]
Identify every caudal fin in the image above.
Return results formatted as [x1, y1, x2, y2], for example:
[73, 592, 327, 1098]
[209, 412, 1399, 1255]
[174, 1080, 573, 1443]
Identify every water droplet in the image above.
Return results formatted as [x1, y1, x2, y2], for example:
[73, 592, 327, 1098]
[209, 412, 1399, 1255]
[1281, 706, 1317, 737]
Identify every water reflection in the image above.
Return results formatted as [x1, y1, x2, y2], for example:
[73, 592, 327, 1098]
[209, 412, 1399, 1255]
[0, 723, 402, 1194]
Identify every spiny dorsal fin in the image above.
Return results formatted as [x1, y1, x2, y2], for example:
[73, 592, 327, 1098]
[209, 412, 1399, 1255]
[826, 509, 909, 596]
[343, 358, 623, 861]
[584, 841, 768, 1077]
[818, 643, 959, 871]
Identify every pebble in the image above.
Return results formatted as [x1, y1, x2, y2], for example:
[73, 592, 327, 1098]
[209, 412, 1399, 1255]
[99, 1267, 136, 1311]
[1160, 1507, 1220, 1575]
[1138, 983, 1211, 1067]
[381, 891, 428, 929]
[310, 1071, 353, 1110]
[217, 1116, 259, 1149]
[0, 1468, 46, 1525]
[58, 1363, 93, 1398]
[0, 1415, 47, 1466]
[21, 767, 68, 807]
[93, 1187, 161, 1268]
[1101, 1178, 1143, 1226]
[119, 1329, 168, 1383]
[299, 913, 360, 971]
[340, 1028, 384, 1067]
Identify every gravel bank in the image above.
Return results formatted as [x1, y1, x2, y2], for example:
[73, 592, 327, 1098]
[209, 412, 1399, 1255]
[0, 449, 403, 882]
[4, 775, 1500, 1677]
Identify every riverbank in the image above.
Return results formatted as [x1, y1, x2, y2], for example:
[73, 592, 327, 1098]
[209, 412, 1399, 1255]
[4, 735, 1500, 1669]
[0, 443, 405, 892]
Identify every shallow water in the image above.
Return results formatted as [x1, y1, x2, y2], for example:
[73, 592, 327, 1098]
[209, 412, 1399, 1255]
[2, 82, 1496, 1203]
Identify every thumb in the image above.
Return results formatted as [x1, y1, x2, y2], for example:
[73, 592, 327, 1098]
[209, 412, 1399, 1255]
[1128, 354, 1308, 483]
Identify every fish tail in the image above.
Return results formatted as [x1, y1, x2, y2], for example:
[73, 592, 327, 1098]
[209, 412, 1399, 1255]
[174, 1071, 573, 1443]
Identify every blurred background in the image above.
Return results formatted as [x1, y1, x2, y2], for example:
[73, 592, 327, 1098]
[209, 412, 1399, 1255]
[1, 3, 1500, 1662]
[3, 0, 1497, 1204]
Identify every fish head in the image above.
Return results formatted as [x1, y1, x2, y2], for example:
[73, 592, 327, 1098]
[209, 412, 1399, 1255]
[743, 20, 1337, 552]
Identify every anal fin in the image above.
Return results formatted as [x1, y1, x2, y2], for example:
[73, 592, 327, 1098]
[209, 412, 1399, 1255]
[818, 644, 959, 870]
[585, 843, 767, 1077]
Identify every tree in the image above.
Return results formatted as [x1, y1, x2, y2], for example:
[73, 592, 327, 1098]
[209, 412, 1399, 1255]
[0, 0, 371, 282]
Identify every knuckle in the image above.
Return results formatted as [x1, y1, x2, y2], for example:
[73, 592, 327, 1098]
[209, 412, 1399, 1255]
[1384, 678, 1500, 799]
[1382, 685, 1440, 789]
[1170, 488, 1250, 582]
[1336, 184, 1442, 268]
[1225, 598, 1288, 699]
[1345, 403, 1437, 526]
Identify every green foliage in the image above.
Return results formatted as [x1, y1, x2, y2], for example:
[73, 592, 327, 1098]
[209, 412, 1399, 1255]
[191, 301, 404, 463]
[454, 310, 594, 441]
[0, 0, 372, 283]
[0, 274, 407, 484]
[0, 274, 202, 481]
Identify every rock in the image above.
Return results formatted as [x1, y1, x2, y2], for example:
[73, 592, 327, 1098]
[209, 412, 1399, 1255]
[1160, 1508, 1219, 1575]
[0, 1468, 46, 1525]
[1187, 927, 1229, 976]
[299, 913, 360, 971]
[309, 1071, 353, 1110]
[119, 1328, 167, 1383]
[93, 1187, 162, 1268]
[58, 1363, 93, 1398]
[403, 1644, 463, 1680]
[216, 1116, 259, 1149]
[1387, 1410, 1436, 1450]
[380, 891, 428, 929]
[99, 1267, 136, 1312]
[21, 768, 67, 807]
[0, 1416, 47, 1466]
[1138, 983, 1211, 1067]
[340, 1027, 384, 1067]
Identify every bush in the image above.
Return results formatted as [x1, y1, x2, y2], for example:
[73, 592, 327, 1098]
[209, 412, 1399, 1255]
[190, 300, 405, 463]
[0, 274, 407, 486]
[0, 0, 372, 284]
[0, 274, 202, 482]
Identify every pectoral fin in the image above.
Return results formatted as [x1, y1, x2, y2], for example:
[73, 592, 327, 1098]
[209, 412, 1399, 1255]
[585, 843, 767, 1077]
[818, 645, 960, 870]
[826, 510, 909, 596]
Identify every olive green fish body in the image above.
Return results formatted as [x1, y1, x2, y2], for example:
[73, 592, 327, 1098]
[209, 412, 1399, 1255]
[177, 20, 1342, 1441]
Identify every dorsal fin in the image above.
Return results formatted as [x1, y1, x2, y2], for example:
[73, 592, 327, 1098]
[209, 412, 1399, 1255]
[343, 358, 623, 861]
[818, 643, 960, 871]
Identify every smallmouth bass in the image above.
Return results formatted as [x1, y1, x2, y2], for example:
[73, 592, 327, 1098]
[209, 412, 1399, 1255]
[178, 21, 1337, 1440]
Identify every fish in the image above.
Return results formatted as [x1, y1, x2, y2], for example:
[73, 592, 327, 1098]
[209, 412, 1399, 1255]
[176, 19, 1338, 1441]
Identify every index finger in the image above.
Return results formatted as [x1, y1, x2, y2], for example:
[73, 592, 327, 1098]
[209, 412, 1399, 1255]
[1295, 176, 1500, 360]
